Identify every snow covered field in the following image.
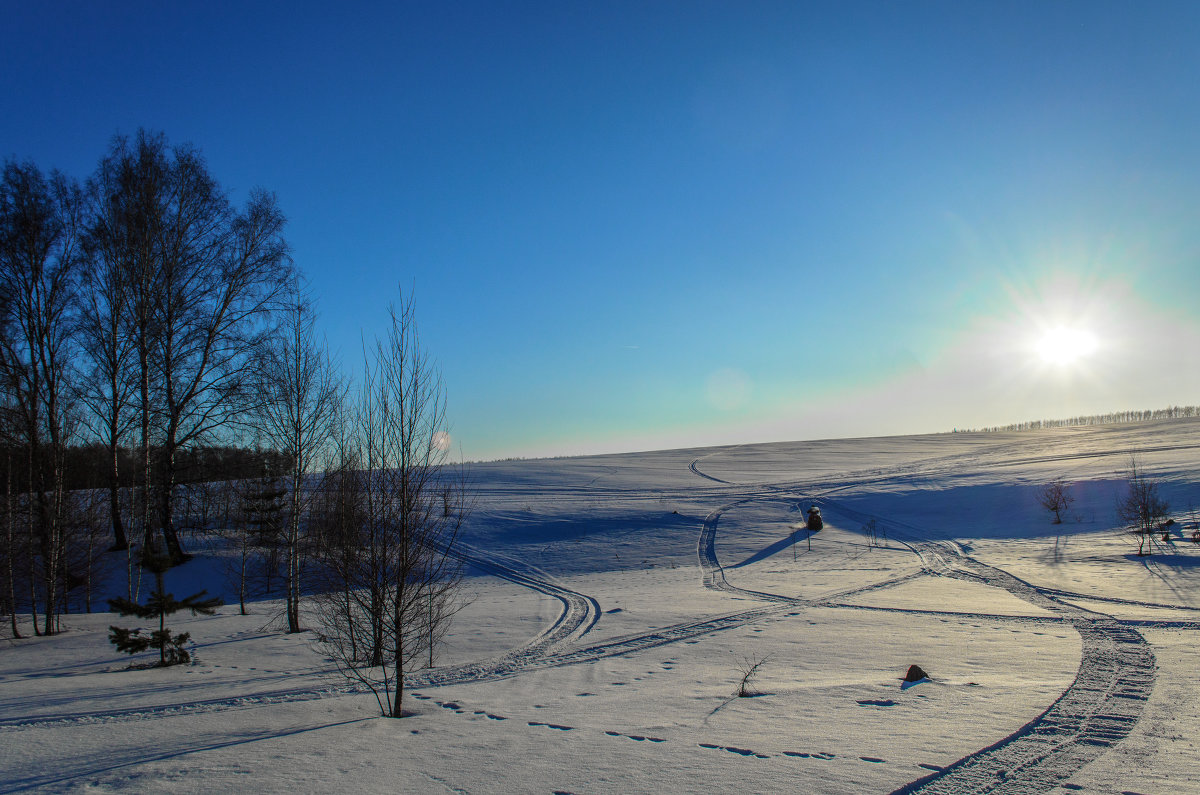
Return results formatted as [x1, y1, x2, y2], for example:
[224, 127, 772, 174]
[5, 419, 1200, 793]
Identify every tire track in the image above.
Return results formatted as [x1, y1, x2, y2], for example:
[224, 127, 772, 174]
[891, 616, 1154, 795]
[889, 547, 1156, 794]
[813, 504, 1159, 794]
[689, 457, 730, 484]
[690, 459, 1162, 795]
[449, 545, 601, 649]
[698, 498, 798, 603]
[697, 497, 924, 605]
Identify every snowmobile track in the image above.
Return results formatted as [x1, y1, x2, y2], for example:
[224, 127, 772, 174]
[689, 456, 730, 484]
[692, 466, 1163, 795]
[890, 616, 1155, 795]
[449, 544, 601, 649]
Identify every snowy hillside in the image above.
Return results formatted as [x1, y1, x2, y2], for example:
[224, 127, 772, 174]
[5, 419, 1200, 793]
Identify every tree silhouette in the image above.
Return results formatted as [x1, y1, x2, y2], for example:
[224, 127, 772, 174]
[1038, 478, 1075, 524]
[1117, 456, 1170, 557]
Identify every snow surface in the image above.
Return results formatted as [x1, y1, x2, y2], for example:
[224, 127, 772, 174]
[5, 418, 1200, 792]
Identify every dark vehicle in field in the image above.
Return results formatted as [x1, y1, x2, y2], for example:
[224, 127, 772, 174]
[806, 506, 823, 531]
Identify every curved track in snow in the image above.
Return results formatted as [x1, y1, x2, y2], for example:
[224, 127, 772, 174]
[689, 454, 1160, 795]
[447, 545, 601, 651]
[689, 456, 730, 484]
[888, 538, 1157, 794]
[404, 544, 603, 688]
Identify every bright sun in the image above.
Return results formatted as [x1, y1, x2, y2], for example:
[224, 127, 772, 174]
[1036, 327, 1099, 366]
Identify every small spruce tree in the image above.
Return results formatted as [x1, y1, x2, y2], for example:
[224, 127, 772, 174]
[108, 555, 222, 666]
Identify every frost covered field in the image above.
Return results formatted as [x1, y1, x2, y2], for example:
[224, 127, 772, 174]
[6, 419, 1200, 794]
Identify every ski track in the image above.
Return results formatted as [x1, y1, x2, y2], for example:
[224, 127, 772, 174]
[2, 444, 1182, 795]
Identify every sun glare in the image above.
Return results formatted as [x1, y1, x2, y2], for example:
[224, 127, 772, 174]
[1036, 327, 1098, 366]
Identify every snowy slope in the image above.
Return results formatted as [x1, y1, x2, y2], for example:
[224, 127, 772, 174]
[4, 419, 1200, 793]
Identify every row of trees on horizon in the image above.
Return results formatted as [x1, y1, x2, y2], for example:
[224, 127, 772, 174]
[955, 405, 1200, 434]
[0, 130, 465, 715]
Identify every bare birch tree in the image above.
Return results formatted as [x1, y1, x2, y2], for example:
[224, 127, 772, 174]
[253, 279, 343, 632]
[0, 160, 84, 634]
[78, 203, 138, 551]
[2, 443, 25, 638]
[313, 293, 464, 718]
[88, 130, 292, 565]
[88, 132, 169, 563]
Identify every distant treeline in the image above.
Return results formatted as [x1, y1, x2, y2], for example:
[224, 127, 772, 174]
[0, 444, 293, 494]
[954, 405, 1200, 434]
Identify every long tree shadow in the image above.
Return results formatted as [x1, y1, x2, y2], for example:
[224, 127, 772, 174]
[729, 530, 809, 569]
[0, 716, 374, 793]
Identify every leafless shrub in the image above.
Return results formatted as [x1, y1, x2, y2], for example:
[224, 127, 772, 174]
[1039, 478, 1075, 524]
[733, 654, 768, 698]
[1117, 455, 1170, 557]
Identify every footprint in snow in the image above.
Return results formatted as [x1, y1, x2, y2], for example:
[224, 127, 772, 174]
[860, 757, 886, 764]
[699, 743, 766, 758]
[857, 699, 896, 707]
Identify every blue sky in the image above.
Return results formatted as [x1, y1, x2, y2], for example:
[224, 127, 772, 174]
[5, 1, 1200, 459]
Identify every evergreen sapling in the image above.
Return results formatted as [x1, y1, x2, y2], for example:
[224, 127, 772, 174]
[108, 555, 222, 666]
